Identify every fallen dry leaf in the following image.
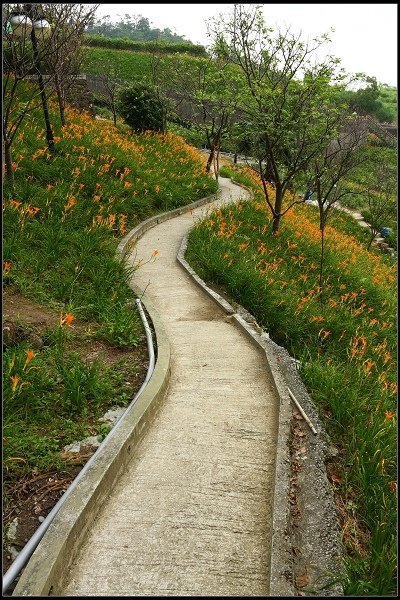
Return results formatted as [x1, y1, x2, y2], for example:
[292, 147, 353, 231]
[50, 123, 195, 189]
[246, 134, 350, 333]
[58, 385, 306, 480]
[295, 573, 309, 588]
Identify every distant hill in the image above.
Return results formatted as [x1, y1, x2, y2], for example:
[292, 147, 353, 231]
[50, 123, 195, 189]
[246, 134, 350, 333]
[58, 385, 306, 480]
[85, 13, 193, 44]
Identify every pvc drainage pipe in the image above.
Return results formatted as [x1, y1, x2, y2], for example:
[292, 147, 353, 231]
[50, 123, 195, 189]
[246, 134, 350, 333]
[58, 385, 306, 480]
[2, 298, 155, 594]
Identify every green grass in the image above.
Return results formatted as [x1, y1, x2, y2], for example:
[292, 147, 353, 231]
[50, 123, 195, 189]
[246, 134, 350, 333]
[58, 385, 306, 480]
[3, 79, 217, 482]
[83, 45, 204, 85]
[187, 163, 397, 596]
[3, 329, 137, 475]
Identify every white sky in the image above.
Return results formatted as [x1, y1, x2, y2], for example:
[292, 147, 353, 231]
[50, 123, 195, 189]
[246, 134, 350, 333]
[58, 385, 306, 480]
[87, 3, 398, 87]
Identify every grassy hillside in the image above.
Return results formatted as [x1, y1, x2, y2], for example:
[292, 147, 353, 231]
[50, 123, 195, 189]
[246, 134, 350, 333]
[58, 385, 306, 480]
[186, 162, 397, 596]
[83, 44, 202, 84]
[3, 80, 217, 482]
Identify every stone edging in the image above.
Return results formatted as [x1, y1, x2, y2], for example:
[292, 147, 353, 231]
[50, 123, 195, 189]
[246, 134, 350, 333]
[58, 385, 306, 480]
[177, 234, 295, 597]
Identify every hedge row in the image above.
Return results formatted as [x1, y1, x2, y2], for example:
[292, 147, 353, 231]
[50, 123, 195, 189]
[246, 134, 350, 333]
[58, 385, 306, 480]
[83, 34, 207, 56]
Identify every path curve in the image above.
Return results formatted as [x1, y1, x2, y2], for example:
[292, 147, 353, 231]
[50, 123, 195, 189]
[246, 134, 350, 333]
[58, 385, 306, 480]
[62, 178, 280, 596]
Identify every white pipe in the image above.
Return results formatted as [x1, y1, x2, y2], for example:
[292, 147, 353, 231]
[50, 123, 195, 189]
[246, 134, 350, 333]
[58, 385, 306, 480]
[287, 387, 318, 435]
[2, 298, 155, 594]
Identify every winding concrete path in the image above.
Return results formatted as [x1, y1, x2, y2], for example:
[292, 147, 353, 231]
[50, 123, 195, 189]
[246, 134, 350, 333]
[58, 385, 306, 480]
[62, 178, 280, 596]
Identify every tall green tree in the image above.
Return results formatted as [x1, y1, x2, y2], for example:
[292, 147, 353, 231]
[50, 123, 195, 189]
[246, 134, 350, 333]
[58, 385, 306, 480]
[207, 4, 351, 232]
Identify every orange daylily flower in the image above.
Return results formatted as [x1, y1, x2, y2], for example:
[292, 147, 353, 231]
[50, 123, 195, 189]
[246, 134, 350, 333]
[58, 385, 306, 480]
[384, 410, 394, 421]
[9, 199, 21, 209]
[319, 330, 331, 341]
[10, 374, 21, 393]
[60, 313, 75, 327]
[363, 359, 375, 375]
[24, 349, 36, 367]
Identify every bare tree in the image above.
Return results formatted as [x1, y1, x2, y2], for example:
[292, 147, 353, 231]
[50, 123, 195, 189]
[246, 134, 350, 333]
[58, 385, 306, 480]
[159, 53, 240, 178]
[43, 3, 99, 126]
[3, 2, 57, 184]
[306, 115, 366, 302]
[2, 3, 98, 183]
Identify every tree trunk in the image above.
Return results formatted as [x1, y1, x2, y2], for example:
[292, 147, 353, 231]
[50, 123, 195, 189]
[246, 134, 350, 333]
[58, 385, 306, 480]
[213, 146, 220, 181]
[272, 186, 283, 233]
[3, 136, 14, 188]
[31, 28, 55, 151]
[206, 145, 215, 173]
[367, 230, 376, 250]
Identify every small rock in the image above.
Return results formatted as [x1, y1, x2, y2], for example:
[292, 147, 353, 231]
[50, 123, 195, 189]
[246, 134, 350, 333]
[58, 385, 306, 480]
[10, 546, 20, 561]
[29, 333, 44, 349]
[38, 516, 45, 523]
[98, 407, 126, 426]
[63, 435, 101, 454]
[5, 518, 19, 544]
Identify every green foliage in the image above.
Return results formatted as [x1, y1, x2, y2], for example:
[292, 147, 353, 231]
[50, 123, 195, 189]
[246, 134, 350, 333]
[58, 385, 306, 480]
[3, 79, 217, 483]
[117, 83, 166, 132]
[83, 45, 208, 91]
[168, 122, 207, 148]
[85, 13, 200, 46]
[2, 335, 125, 475]
[376, 85, 397, 123]
[186, 167, 397, 595]
[348, 77, 381, 115]
[208, 3, 351, 232]
[333, 78, 397, 123]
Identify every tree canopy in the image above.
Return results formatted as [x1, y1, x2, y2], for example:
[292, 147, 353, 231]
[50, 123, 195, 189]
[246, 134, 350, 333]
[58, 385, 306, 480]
[85, 13, 191, 44]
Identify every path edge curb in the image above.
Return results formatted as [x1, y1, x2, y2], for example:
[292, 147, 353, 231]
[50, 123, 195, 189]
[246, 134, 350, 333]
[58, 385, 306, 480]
[177, 232, 294, 596]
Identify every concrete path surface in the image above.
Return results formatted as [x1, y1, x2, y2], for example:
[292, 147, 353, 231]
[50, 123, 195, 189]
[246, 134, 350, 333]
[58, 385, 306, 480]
[62, 178, 280, 596]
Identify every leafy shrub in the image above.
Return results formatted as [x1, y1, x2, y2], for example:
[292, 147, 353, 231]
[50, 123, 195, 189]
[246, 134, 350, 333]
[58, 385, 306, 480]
[117, 83, 166, 133]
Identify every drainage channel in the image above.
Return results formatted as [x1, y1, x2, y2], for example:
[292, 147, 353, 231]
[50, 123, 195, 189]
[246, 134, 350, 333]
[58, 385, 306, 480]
[2, 298, 155, 595]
